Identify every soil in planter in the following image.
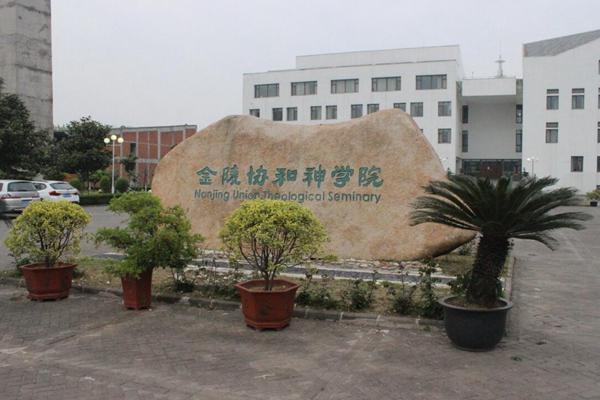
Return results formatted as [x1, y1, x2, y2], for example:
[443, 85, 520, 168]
[446, 296, 505, 309]
[247, 284, 294, 292]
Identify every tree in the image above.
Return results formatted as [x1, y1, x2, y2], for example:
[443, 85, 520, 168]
[411, 175, 590, 307]
[120, 153, 137, 185]
[0, 78, 49, 178]
[220, 200, 328, 291]
[56, 116, 111, 186]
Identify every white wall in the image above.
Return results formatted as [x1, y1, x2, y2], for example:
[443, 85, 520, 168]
[522, 38, 600, 192]
[243, 57, 461, 171]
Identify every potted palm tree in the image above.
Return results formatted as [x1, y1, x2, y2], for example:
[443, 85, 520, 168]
[95, 192, 203, 309]
[5, 201, 90, 300]
[411, 175, 590, 351]
[220, 200, 327, 330]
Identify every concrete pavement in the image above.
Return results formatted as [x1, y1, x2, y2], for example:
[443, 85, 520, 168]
[0, 207, 599, 399]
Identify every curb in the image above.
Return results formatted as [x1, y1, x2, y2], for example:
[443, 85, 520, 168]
[504, 255, 516, 301]
[0, 276, 442, 331]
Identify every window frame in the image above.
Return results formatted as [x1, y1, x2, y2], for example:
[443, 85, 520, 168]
[393, 102, 406, 111]
[410, 102, 424, 117]
[371, 76, 401, 92]
[325, 105, 337, 120]
[272, 107, 283, 121]
[416, 74, 447, 90]
[286, 107, 298, 121]
[249, 109, 260, 118]
[291, 81, 317, 96]
[331, 79, 359, 94]
[546, 89, 559, 110]
[461, 130, 468, 153]
[438, 101, 452, 117]
[350, 104, 363, 119]
[367, 104, 380, 114]
[310, 106, 322, 121]
[254, 83, 279, 98]
[545, 122, 558, 143]
[571, 156, 584, 172]
[437, 128, 451, 144]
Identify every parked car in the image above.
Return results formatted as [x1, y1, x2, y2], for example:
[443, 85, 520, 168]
[0, 180, 41, 214]
[33, 181, 80, 204]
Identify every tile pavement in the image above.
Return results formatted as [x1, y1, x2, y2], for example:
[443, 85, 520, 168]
[0, 207, 599, 399]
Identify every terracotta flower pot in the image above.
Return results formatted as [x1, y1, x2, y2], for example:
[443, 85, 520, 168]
[439, 296, 513, 351]
[121, 269, 153, 310]
[235, 279, 300, 330]
[20, 263, 76, 301]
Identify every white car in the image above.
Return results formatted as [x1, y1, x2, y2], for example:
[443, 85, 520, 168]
[33, 181, 80, 204]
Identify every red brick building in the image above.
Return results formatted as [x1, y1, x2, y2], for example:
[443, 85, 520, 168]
[107, 124, 197, 188]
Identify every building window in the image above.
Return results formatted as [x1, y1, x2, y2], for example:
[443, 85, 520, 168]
[545, 122, 558, 143]
[372, 76, 401, 92]
[516, 104, 523, 124]
[410, 102, 423, 117]
[331, 79, 359, 94]
[438, 129, 451, 144]
[291, 81, 317, 96]
[249, 109, 260, 118]
[254, 83, 279, 98]
[598, 88, 600, 109]
[416, 74, 447, 90]
[326, 105, 337, 120]
[572, 88, 585, 109]
[129, 142, 137, 156]
[438, 101, 451, 117]
[367, 104, 379, 114]
[598, 122, 600, 143]
[515, 129, 522, 153]
[351, 104, 363, 119]
[546, 89, 559, 110]
[393, 103, 406, 111]
[272, 108, 283, 121]
[571, 156, 583, 172]
[597, 156, 600, 173]
[310, 106, 322, 120]
[461, 130, 468, 152]
[462, 105, 469, 123]
[286, 107, 297, 121]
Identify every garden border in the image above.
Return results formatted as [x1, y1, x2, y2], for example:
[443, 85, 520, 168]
[0, 256, 515, 332]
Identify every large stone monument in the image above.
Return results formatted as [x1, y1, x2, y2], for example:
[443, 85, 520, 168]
[153, 110, 472, 260]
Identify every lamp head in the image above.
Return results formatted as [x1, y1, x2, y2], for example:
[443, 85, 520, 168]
[110, 134, 117, 141]
[103, 138, 110, 144]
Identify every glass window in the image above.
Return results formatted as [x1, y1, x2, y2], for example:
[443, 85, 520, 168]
[130, 142, 137, 155]
[546, 89, 559, 110]
[50, 182, 74, 190]
[372, 77, 401, 92]
[272, 108, 283, 121]
[310, 106, 322, 120]
[331, 79, 359, 94]
[461, 130, 468, 153]
[597, 156, 600, 173]
[438, 129, 451, 144]
[545, 122, 558, 143]
[351, 104, 363, 119]
[516, 129, 522, 153]
[286, 107, 297, 121]
[598, 88, 600, 109]
[516, 104, 523, 124]
[254, 83, 279, 98]
[416, 74, 447, 90]
[572, 88, 585, 109]
[7, 181, 36, 192]
[326, 105, 337, 120]
[438, 101, 451, 116]
[598, 122, 600, 143]
[33, 183, 46, 190]
[571, 156, 583, 172]
[249, 109, 260, 118]
[393, 103, 406, 111]
[462, 105, 469, 123]
[367, 104, 379, 114]
[410, 102, 423, 117]
[291, 81, 317, 96]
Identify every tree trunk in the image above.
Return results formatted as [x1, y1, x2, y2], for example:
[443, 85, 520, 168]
[466, 234, 509, 307]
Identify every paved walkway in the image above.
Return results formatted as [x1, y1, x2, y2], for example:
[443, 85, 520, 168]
[0, 207, 599, 399]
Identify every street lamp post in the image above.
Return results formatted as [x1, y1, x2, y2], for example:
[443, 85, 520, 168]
[104, 134, 124, 194]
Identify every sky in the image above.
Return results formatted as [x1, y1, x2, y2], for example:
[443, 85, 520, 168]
[52, 0, 600, 130]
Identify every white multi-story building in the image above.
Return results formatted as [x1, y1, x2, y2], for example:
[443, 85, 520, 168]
[522, 30, 600, 192]
[243, 29, 600, 192]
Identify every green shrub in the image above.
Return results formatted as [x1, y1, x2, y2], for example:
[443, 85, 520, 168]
[115, 177, 129, 193]
[296, 268, 339, 309]
[5, 201, 91, 268]
[69, 178, 83, 191]
[99, 175, 111, 193]
[95, 192, 203, 279]
[586, 189, 600, 201]
[220, 200, 328, 291]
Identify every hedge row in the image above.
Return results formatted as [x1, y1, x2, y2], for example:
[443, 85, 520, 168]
[79, 193, 120, 206]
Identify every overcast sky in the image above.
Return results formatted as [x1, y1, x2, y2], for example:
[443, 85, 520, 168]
[52, 0, 600, 129]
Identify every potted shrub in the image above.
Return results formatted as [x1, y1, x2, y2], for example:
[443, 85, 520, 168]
[411, 175, 590, 351]
[95, 192, 202, 309]
[586, 189, 600, 207]
[5, 201, 90, 300]
[220, 200, 327, 330]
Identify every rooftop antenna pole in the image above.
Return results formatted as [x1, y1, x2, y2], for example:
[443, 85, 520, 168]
[495, 43, 505, 78]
